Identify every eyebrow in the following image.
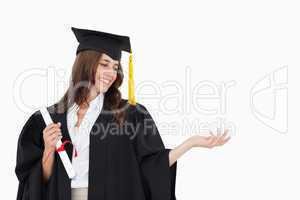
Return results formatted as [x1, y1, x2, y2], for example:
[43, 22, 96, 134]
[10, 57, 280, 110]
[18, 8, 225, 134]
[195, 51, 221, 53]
[102, 59, 119, 66]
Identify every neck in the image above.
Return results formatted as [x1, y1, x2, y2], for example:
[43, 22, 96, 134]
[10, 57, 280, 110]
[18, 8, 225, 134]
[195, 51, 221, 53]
[87, 88, 98, 102]
[87, 86, 105, 102]
[79, 86, 103, 109]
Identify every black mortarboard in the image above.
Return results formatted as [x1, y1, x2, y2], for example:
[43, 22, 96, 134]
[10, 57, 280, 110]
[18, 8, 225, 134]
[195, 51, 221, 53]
[71, 27, 136, 105]
[71, 27, 131, 60]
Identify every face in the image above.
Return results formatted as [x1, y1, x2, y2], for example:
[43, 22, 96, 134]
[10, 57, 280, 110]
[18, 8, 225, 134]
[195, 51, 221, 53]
[94, 53, 119, 93]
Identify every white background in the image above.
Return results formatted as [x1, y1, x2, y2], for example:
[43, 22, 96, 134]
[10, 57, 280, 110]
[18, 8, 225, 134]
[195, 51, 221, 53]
[1, 0, 299, 199]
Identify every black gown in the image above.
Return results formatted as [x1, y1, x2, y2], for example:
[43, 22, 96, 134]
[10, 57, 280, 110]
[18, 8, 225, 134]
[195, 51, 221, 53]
[15, 97, 177, 200]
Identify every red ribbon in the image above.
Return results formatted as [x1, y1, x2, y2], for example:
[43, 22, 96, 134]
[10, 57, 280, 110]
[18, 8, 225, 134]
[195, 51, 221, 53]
[74, 148, 78, 157]
[55, 140, 78, 157]
[56, 140, 72, 152]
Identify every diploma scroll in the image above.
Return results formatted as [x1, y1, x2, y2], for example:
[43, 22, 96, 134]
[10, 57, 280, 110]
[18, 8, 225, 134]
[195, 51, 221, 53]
[40, 107, 76, 179]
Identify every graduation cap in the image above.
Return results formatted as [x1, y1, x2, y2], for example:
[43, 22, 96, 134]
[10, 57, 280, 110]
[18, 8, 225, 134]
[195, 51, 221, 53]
[71, 27, 136, 106]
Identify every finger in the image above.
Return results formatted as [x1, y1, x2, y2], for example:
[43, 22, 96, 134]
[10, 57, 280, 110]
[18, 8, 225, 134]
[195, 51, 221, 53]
[49, 131, 62, 140]
[223, 136, 231, 144]
[46, 128, 62, 136]
[54, 135, 63, 144]
[212, 136, 221, 146]
[50, 122, 61, 129]
[49, 137, 62, 148]
[221, 129, 229, 137]
[44, 124, 61, 135]
[208, 135, 218, 146]
[211, 129, 221, 140]
[218, 136, 231, 146]
[214, 136, 223, 146]
[213, 129, 224, 145]
[50, 137, 61, 147]
[220, 130, 228, 140]
[215, 129, 229, 145]
[44, 123, 57, 132]
[202, 136, 214, 147]
[49, 127, 61, 133]
[49, 133, 59, 142]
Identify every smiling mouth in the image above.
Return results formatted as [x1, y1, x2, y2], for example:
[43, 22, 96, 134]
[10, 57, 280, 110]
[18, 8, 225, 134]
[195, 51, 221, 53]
[100, 79, 109, 85]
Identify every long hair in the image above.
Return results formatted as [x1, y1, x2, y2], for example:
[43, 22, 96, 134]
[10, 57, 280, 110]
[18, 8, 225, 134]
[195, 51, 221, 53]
[56, 50, 127, 125]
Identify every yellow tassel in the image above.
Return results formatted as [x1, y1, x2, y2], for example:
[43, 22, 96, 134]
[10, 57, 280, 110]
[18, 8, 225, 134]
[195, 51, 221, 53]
[128, 52, 136, 105]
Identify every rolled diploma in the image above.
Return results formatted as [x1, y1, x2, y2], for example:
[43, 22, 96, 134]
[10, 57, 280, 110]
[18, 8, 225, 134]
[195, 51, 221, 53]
[40, 107, 76, 179]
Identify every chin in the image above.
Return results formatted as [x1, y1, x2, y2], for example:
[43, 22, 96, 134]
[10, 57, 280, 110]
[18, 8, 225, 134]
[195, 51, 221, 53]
[97, 87, 108, 93]
[96, 83, 111, 93]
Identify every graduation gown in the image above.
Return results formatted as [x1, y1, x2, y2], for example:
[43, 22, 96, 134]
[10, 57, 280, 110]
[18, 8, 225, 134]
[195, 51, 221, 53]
[15, 98, 177, 200]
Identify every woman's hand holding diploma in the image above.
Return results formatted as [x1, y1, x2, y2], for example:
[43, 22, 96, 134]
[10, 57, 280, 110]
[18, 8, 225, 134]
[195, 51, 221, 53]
[42, 122, 62, 183]
[43, 122, 63, 152]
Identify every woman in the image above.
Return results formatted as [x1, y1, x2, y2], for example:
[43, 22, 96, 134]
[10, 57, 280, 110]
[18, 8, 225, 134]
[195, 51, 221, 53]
[15, 27, 230, 200]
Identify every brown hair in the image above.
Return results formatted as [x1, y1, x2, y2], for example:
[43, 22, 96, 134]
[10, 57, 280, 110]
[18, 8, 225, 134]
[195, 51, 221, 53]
[56, 50, 127, 125]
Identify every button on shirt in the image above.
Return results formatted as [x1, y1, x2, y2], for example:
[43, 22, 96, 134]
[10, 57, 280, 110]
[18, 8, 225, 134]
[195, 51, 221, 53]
[67, 93, 104, 188]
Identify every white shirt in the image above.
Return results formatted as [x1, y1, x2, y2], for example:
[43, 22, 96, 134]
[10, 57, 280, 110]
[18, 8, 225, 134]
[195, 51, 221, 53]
[67, 93, 104, 188]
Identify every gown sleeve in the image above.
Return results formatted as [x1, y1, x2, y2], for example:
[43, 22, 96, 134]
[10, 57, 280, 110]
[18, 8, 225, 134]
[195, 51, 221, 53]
[15, 111, 47, 200]
[133, 104, 177, 200]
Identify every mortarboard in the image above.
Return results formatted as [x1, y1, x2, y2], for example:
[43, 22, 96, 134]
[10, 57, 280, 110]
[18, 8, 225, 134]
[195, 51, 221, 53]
[71, 27, 136, 106]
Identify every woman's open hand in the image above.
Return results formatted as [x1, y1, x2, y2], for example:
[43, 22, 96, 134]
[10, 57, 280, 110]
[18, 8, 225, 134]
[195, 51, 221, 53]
[189, 129, 231, 148]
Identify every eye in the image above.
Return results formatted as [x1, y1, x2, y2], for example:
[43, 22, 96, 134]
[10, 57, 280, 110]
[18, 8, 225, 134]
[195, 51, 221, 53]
[99, 63, 108, 67]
